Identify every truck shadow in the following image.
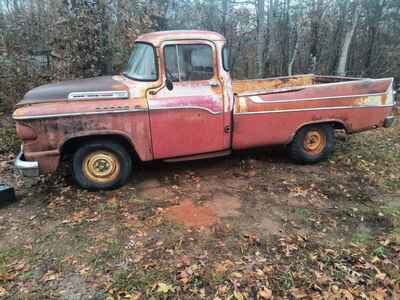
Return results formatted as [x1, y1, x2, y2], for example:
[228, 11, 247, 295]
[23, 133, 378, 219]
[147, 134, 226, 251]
[133, 145, 290, 181]
[58, 145, 292, 190]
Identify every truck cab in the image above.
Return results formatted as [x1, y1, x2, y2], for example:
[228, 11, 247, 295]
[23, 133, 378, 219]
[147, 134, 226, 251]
[13, 30, 395, 190]
[135, 31, 233, 159]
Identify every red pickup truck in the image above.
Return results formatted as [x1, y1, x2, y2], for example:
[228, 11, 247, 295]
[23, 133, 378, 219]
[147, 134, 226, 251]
[13, 30, 396, 190]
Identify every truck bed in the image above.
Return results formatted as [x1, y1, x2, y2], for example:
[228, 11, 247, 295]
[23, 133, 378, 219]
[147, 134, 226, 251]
[233, 74, 373, 95]
[232, 74, 395, 150]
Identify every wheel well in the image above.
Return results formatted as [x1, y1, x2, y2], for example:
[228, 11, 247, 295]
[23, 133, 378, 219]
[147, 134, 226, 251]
[298, 121, 346, 132]
[330, 121, 346, 131]
[61, 134, 139, 161]
[290, 121, 347, 143]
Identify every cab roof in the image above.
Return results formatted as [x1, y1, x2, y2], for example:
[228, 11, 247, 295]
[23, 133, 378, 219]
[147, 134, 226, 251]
[136, 30, 225, 47]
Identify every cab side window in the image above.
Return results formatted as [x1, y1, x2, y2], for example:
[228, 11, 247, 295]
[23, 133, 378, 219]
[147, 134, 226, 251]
[164, 44, 213, 82]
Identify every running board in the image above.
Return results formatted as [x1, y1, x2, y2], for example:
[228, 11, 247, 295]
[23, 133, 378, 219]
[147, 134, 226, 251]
[163, 150, 231, 163]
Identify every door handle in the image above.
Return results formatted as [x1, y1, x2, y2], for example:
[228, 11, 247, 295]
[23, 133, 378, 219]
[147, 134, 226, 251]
[209, 80, 220, 88]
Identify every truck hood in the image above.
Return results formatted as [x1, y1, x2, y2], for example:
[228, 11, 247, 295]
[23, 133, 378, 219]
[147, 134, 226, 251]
[17, 76, 130, 106]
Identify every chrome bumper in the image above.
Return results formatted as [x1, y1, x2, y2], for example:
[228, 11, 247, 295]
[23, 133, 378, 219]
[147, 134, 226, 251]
[15, 146, 39, 177]
[384, 116, 396, 128]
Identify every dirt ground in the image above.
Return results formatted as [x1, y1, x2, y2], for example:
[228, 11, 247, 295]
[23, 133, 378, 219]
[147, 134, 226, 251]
[0, 115, 399, 300]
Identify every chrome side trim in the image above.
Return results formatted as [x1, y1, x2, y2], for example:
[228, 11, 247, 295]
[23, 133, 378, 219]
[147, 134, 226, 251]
[238, 87, 304, 97]
[248, 92, 387, 104]
[13, 108, 146, 120]
[68, 90, 129, 100]
[13, 105, 222, 120]
[150, 106, 222, 115]
[234, 104, 394, 115]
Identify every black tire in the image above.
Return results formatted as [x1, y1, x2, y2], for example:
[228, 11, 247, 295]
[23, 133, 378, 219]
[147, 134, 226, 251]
[72, 140, 132, 190]
[288, 124, 335, 164]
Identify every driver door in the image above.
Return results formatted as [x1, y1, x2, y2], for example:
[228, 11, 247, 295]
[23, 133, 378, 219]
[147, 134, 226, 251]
[148, 40, 226, 159]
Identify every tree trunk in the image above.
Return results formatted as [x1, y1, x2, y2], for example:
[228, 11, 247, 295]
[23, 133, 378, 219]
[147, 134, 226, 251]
[363, 0, 386, 76]
[255, 0, 265, 78]
[99, 0, 113, 75]
[222, 0, 230, 37]
[288, 34, 298, 76]
[336, 3, 360, 76]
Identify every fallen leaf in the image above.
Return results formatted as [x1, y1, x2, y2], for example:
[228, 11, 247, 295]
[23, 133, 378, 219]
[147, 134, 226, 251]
[231, 272, 243, 279]
[375, 272, 386, 281]
[0, 287, 8, 297]
[257, 287, 272, 299]
[126, 291, 141, 300]
[314, 271, 330, 285]
[156, 282, 175, 294]
[41, 271, 59, 283]
[289, 288, 307, 299]
[215, 260, 234, 274]
[79, 267, 91, 276]
[341, 289, 354, 300]
[176, 270, 190, 284]
[234, 290, 244, 300]
[0, 274, 16, 281]
[13, 261, 27, 272]
[368, 288, 386, 300]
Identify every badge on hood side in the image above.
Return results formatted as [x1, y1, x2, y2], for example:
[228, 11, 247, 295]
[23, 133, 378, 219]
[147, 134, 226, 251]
[68, 91, 129, 100]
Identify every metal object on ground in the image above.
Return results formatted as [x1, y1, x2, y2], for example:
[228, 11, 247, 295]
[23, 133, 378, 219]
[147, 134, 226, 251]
[0, 184, 16, 203]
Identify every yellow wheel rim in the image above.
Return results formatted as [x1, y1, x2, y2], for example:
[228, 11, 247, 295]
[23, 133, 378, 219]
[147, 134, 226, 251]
[82, 151, 120, 184]
[303, 130, 326, 154]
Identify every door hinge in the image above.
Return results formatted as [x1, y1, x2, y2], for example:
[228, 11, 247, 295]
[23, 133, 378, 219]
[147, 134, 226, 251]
[224, 125, 231, 133]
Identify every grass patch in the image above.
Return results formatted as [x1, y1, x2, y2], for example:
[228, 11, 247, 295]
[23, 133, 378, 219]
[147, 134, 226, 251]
[111, 267, 172, 292]
[372, 245, 387, 258]
[351, 232, 374, 245]
[380, 200, 400, 244]
[90, 239, 124, 269]
[292, 208, 313, 225]
[0, 247, 27, 273]
[276, 271, 295, 289]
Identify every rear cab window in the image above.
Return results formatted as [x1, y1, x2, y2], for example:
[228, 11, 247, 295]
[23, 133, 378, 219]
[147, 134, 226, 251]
[222, 46, 230, 71]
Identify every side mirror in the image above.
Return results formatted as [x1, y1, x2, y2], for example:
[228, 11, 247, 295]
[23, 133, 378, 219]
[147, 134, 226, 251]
[166, 78, 173, 91]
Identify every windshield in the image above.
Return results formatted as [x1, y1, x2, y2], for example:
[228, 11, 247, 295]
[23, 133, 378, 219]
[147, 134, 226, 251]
[123, 43, 157, 81]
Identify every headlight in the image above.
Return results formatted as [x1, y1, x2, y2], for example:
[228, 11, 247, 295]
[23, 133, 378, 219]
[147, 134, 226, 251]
[16, 123, 37, 140]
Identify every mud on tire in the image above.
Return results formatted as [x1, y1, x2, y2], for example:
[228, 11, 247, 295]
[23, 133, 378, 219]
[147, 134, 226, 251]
[288, 124, 335, 164]
[72, 140, 132, 190]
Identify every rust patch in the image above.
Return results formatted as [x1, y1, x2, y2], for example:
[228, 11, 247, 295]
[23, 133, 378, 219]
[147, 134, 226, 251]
[232, 75, 314, 95]
[381, 95, 387, 105]
[165, 200, 218, 227]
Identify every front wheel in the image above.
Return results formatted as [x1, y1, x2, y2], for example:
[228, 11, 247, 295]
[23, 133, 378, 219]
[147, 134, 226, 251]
[72, 140, 132, 190]
[288, 124, 335, 164]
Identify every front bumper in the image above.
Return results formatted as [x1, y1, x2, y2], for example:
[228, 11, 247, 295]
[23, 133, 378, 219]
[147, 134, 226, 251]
[15, 146, 39, 177]
[384, 116, 396, 128]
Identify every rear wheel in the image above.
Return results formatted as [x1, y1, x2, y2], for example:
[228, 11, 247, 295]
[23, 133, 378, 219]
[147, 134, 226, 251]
[288, 124, 335, 164]
[72, 140, 132, 190]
